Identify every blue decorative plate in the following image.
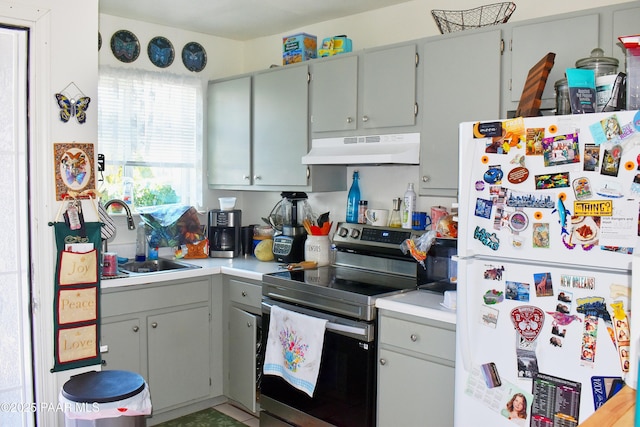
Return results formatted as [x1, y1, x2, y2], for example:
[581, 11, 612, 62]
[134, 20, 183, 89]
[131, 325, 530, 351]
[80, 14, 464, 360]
[148, 36, 174, 68]
[182, 42, 206, 72]
[110, 30, 140, 63]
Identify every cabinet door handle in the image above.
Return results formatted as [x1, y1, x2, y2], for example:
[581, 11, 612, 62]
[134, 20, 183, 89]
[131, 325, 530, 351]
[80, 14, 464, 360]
[346, 117, 353, 124]
[132, 326, 139, 332]
[422, 176, 430, 183]
[410, 334, 418, 342]
[379, 358, 387, 366]
[247, 322, 252, 328]
[243, 175, 250, 181]
[151, 322, 158, 328]
[362, 115, 369, 123]
[254, 175, 262, 181]
[241, 291, 247, 297]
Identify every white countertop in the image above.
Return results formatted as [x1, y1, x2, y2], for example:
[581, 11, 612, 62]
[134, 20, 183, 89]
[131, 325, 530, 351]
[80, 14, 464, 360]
[102, 257, 458, 326]
[100, 256, 283, 289]
[375, 290, 457, 324]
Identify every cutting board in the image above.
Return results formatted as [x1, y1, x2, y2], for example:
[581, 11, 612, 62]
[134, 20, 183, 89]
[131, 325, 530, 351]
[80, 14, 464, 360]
[515, 52, 556, 117]
[578, 385, 635, 426]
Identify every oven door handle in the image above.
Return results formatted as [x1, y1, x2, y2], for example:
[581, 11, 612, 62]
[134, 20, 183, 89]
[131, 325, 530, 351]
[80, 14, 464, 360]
[261, 300, 373, 341]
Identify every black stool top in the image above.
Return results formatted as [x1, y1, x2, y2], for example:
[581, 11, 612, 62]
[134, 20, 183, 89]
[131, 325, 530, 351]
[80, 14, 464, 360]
[62, 370, 145, 403]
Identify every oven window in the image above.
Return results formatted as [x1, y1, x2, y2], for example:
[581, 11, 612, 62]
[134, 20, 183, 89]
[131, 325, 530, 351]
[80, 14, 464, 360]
[261, 312, 376, 427]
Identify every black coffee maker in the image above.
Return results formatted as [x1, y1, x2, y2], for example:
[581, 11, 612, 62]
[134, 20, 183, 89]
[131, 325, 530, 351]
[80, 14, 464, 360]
[272, 192, 308, 263]
[208, 209, 241, 258]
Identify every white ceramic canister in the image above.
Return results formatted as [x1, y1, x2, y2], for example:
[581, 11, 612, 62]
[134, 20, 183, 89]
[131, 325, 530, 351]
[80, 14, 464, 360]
[304, 235, 331, 267]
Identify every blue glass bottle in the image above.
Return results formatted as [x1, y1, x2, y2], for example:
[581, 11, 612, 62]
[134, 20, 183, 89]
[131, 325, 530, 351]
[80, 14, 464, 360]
[346, 170, 361, 223]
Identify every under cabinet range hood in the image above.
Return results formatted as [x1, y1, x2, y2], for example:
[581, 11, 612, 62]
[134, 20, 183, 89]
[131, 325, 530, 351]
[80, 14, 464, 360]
[301, 132, 420, 165]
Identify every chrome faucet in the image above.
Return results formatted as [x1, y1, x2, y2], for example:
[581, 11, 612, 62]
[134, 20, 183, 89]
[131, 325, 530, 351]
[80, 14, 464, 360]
[104, 199, 136, 230]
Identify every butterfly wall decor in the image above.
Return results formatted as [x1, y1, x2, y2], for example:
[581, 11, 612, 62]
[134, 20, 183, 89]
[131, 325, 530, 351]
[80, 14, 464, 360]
[110, 30, 140, 63]
[148, 36, 174, 68]
[182, 42, 207, 72]
[55, 82, 91, 124]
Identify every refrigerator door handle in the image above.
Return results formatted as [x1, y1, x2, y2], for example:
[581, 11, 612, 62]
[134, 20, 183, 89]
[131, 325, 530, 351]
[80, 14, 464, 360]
[457, 257, 472, 372]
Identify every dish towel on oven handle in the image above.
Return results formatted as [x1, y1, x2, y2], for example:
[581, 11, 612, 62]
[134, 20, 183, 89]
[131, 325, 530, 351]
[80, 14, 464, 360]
[263, 305, 328, 397]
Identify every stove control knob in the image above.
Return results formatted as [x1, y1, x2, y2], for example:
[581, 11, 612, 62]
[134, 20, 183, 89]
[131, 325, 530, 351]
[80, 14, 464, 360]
[350, 229, 360, 239]
[337, 227, 349, 238]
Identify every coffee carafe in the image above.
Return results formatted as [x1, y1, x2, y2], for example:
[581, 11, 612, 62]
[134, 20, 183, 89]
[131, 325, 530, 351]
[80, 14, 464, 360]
[272, 192, 309, 263]
[208, 209, 241, 258]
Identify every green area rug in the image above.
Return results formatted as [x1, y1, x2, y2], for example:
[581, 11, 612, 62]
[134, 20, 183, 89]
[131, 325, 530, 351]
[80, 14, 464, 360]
[155, 408, 248, 427]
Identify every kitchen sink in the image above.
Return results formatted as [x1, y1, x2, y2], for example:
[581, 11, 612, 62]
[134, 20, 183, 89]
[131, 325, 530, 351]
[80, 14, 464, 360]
[118, 258, 202, 274]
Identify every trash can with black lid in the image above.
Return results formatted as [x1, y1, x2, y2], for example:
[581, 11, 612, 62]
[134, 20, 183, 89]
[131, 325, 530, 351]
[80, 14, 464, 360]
[60, 370, 152, 427]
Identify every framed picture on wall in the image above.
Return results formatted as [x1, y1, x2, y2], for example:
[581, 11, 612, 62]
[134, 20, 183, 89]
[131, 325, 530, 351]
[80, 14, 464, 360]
[53, 142, 95, 200]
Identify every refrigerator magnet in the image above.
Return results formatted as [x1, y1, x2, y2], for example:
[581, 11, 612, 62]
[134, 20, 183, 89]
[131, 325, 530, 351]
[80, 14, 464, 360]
[600, 144, 622, 176]
[483, 289, 504, 305]
[510, 306, 544, 342]
[481, 362, 502, 388]
[572, 177, 592, 200]
[508, 211, 529, 233]
[583, 144, 600, 172]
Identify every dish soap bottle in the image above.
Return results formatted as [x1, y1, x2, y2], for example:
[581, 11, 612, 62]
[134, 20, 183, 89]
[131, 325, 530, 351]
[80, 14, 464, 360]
[401, 183, 416, 229]
[346, 170, 361, 223]
[135, 221, 147, 262]
[389, 198, 402, 228]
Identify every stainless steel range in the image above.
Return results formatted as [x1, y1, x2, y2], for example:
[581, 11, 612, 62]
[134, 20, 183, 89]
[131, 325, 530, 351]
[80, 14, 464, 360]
[260, 222, 424, 427]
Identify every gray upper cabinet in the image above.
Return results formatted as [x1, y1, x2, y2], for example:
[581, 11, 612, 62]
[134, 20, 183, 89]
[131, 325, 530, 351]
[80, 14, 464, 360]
[611, 5, 640, 67]
[361, 44, 417, 129]
[207, 66, 346, 192]
[509, 14, 599, 106]
[207, 77, 251, 187]
[310, 43, 418, 136]
[420, 29, 501, 197]
[253, 65, 310, 186]
[310, 54, 358, 132]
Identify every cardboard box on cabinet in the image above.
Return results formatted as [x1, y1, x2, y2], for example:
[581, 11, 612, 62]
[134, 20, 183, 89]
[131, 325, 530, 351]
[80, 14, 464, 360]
[283, 33, 317, 65]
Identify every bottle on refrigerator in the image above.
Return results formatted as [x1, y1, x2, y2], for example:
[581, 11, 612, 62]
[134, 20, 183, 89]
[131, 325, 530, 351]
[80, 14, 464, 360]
[346, 170, 361, 223]
[401, 183, 416, 229]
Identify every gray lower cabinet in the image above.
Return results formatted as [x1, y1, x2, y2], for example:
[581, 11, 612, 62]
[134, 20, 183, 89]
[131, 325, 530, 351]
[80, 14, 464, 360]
[101, 277, 215, 416]
[223, 276, 262, 414]
[420, 29, 501, 197]
[377, 310, 455, 427]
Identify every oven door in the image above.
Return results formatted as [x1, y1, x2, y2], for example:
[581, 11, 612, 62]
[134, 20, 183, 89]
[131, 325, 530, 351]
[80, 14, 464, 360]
[260, 298, 376, 427]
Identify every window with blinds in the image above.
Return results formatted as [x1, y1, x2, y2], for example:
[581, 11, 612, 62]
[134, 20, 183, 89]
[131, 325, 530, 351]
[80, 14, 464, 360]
[98, 66, 203, 209]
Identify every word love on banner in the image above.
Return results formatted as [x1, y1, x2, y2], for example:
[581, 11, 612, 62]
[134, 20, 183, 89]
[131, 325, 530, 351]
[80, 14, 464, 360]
[57, 324, 97, 363]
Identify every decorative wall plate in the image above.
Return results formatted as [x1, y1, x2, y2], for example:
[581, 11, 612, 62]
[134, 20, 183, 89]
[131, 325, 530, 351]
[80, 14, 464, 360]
[110, 30, 140, 63]
[182, 42, 206, 72]
[148, 36, 174, 68]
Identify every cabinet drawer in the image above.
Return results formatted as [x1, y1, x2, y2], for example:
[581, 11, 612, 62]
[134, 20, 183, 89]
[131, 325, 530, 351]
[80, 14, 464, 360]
[379, 315, 455, 361]
[228, 278, 261, 309]
[102, 278, 210, 317]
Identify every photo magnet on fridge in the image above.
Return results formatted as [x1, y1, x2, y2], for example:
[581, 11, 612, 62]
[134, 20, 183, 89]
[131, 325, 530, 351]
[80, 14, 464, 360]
[481, 362, 502, 388]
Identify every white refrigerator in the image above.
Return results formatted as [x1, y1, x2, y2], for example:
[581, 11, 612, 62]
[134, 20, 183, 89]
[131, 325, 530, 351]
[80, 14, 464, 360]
[455, 111, 639, 426]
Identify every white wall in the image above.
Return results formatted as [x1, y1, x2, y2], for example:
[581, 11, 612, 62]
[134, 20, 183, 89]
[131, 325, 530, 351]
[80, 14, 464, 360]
[241, 0, 638, 72]
[99, 14, 245, 79]
[0, 0, 99, 424]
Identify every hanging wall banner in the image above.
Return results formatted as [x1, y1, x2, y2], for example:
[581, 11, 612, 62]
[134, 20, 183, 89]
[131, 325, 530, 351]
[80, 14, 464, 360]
[50, 219, 102, 372]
